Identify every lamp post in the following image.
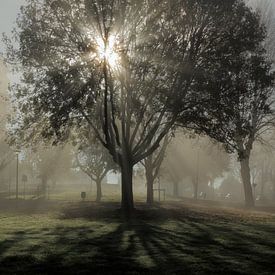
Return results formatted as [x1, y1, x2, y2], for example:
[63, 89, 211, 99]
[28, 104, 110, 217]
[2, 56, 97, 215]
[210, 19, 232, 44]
[158, 177, 161, 202]
[8, 177, 11, 199]
[15, 150, 20, 200]
[252, 182, 257, 202]
[194, 137, 200, 200]
[22, 174, 28, 200]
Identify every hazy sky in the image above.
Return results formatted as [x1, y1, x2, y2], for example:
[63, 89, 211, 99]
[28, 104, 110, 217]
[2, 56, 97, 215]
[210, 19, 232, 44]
[0, 1, 27, 93]
[0, 0, 26, 51]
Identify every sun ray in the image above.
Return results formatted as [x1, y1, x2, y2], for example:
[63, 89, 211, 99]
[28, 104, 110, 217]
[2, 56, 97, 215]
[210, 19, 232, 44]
[95, 35, 120, 68]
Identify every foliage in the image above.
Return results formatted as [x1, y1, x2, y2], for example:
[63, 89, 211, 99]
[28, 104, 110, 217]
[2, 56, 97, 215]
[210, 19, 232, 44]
[174, 2, 274, 206]
[23, 145, 74, 186]
[184, 7, 274, 158]
[75, 135, 117, 183]
[5, 0, 258, 162]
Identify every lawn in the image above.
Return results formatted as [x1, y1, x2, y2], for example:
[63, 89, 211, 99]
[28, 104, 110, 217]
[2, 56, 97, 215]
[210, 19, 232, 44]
[0, 199, 275, 274]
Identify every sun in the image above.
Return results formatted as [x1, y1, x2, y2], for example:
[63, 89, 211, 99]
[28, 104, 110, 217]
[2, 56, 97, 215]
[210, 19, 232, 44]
[95, 35, 120, 68]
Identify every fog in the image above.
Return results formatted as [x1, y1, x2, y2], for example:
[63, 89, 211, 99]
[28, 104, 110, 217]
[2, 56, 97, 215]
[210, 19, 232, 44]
[0, 0, 273, 224]
[1, 132, 274, 206]
[0, 0, 274, 274]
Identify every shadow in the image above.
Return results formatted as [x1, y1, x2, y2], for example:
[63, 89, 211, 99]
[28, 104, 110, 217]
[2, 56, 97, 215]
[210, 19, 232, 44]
[59, 201, 212, 223]
[0, 199, 61, 214]
[0, 202, 275, 274]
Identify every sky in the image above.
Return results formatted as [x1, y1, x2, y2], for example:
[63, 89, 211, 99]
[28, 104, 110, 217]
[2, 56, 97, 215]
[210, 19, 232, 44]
[0, 0, 26, 51]
[0, 1, 26, 98]
[0, 1, 26, 130]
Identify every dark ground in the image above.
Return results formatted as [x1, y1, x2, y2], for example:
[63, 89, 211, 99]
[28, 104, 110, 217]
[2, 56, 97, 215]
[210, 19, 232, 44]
[0, 199, 275, 274]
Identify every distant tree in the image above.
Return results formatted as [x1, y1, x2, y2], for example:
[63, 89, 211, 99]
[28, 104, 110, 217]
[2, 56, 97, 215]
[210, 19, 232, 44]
[160, 154, 183, 198]
[26, 146, 73, 198]
[142, 135, 170, 205]
[248, 142, 275, 201]
[163, 136, 230, 200]
[5, 0, 266, 215]
[0, 142, 13, 174]
[75, 137, 116, 202]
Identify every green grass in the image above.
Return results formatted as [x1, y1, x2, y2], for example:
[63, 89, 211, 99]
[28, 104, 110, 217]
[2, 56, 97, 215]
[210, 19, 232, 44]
[0, 199, 275, 274]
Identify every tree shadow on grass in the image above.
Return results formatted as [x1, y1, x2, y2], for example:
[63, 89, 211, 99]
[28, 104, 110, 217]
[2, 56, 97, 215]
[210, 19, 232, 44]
[59, 201, 212, 223]
[0, 199, 60, 214]
[0, 203, 275, 274]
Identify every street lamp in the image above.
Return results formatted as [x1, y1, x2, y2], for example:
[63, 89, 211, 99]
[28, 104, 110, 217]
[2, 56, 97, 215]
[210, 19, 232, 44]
[15, 150, 20, 200]
[252, 182, 257, 201]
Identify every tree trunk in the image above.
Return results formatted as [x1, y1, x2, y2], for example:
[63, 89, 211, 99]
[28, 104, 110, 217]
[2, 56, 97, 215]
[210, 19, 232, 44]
[146, 175, 154, 205]
[96, 180, 102, 202]
[192, 177, 198, 200]
[41, 175, 48, 199]
[260, 167, 265, 200]
[260, 180, 265, 201]
[210, 180, 215, 200]
[145, 162, 154, 204]
[240, 157, 254, 208]
[173, 181, 179, 197]
[121, 160, 134, 217]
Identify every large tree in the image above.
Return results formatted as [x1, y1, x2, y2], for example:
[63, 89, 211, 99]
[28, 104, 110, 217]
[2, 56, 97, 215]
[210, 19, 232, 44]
[186, 16, 274, 206]
[5, 0, 265, 215]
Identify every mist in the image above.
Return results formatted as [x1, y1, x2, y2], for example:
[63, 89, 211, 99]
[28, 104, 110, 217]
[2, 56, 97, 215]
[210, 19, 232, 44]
[0, 0, 274, 274]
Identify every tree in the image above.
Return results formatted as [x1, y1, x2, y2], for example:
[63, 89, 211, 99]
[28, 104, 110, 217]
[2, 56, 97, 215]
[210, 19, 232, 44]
[75, 137, 116, 202]
[187, 10, 274, 207]
[247, 141, 275, 201]
[142, 135, 170, 204]
[159, 153, 183, 198]
[163, 135, 230, 200]
[0, 142, 14, 176]
[5, 0, 264, 215]
[24, 145, 73, 198]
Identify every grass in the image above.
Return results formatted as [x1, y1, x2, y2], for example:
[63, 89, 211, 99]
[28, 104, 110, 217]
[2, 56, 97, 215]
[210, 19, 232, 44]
[0, 199, 275, 274]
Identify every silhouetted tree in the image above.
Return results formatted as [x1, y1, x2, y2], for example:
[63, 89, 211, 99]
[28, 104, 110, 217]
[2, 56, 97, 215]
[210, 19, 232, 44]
[186, 13, 275, 206]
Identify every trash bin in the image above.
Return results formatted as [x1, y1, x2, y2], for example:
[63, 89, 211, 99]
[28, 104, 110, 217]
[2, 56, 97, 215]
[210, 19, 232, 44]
[81, 192, 86, 201]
